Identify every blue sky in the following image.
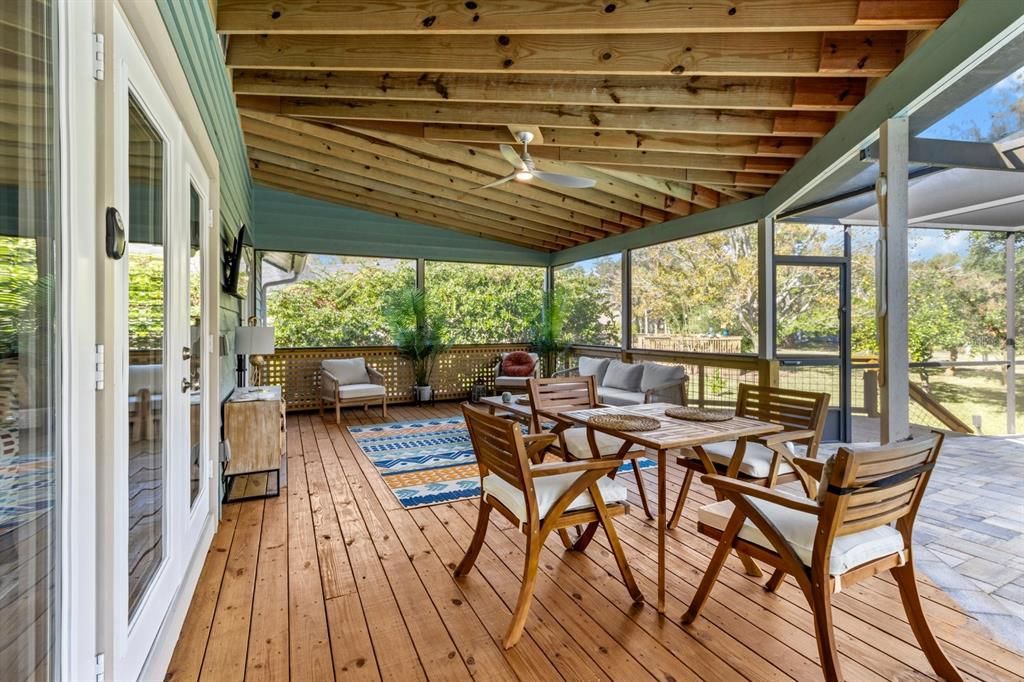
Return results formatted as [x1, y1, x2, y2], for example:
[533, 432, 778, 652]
[921, 65, 1024, 141]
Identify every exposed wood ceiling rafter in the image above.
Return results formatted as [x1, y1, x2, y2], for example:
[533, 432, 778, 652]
[217, 0, 958, 251]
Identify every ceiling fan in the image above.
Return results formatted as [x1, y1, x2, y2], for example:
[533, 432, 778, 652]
[474, 131, 597, 190]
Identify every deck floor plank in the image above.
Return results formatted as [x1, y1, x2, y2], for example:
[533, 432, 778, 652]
[167, 403, 1024, 682]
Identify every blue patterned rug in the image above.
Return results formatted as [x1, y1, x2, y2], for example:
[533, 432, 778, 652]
[348, 416, 654, 509]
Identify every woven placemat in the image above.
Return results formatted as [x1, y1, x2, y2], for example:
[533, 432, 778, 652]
[589, 414, 661, 431]
[515, 396, 532, 406]
[665, 406, 734, 422]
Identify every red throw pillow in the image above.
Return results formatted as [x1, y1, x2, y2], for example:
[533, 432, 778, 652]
[501, 351, 536, 377]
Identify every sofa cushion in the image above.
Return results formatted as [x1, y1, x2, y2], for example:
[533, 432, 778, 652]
[337, 383, 386, 400]
[641, 362, 685, 391]
[598, 387, 645, 407]
[501, 351, 537, 377]
[577, 356, 610, 385]
[603, 360, 644, 391]
[322, 358, 370, 386]
[483, 471, 628, 523]
[698, 495, 905, 575]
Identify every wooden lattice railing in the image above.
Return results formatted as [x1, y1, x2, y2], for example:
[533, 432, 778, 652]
[262, 344, 530, 411]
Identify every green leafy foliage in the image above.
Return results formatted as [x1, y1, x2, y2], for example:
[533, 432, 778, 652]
[383, 286, 451, 387]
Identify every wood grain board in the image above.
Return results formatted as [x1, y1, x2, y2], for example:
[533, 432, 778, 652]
[166, 402, 1023, 681]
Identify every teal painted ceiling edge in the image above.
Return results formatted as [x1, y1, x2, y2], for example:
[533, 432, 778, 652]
[254, 185, 550, 266]
[155, 0, 253, 237]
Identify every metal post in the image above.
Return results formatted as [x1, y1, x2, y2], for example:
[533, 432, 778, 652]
[1007, 233, 1017, 435]
[620, 249, 631, 354]
[878, 118, 911, 443]
[757, 216, 775, 360]
[416, 257, 425, 290]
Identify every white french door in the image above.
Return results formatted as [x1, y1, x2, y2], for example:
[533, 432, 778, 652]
[112, 9, 214, 678]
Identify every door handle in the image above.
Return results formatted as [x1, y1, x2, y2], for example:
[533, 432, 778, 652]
[181, 378, 193, 393]
[182, 346, 192, 360]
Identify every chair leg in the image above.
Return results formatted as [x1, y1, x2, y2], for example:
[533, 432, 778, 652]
[318, 396, 324, 418]
[335, 399, 341, 426]
[599, 513, 643, 603]
[504, 534, 541, 649]
[892, 561, 963, 681]
[809, 581, 842, 681]
[667, 468, 694, 530]
[631, 459, 655, 520]
[764, 568, 787, 592]
[683, 511, 743, 624]
[571, 522, 599, 551]
[455, 501, 491, 577]
[557, 529, 574, 549]
[381, 397, 388, 420]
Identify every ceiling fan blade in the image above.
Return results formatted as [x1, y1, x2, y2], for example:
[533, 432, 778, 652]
[473, 173, 516, 190]
[499, 144, 526, 170]
[532, 170, 597, 189]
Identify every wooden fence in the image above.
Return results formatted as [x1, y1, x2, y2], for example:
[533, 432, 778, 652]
[632, 335, 744, 354]
[263, 344, 530, 411]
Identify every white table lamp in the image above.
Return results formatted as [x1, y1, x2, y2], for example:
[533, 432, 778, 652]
[235, 325, 275, 387]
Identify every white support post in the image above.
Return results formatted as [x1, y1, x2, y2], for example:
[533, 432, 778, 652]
[877, 118, 911, 443]
[620, 249, 631, 354]
[1007, 232, 1017, 435]
[415, 257, 425, 290]
[757, 216, 775, 360]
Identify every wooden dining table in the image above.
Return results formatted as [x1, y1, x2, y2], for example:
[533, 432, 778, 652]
[546, 402, 784, 614]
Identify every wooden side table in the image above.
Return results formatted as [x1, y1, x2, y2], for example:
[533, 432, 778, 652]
[223, 385, 285, 502]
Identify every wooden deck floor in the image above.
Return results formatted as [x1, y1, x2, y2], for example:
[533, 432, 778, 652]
[166, 403, 1024, 681]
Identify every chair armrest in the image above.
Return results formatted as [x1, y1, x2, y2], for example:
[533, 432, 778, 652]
[792, 457, 825, 479]
[700, 474, 821, 515]
[552, 366, 580, 377]
[494, 360, 502, 375]
[321, 370, 338, 389]
[755, 429, 817, 447]
[366, 366, 385, 386]
[643, 379, 687, 404]
[522, 433, 557, 464]
[530, 458, 619, 478]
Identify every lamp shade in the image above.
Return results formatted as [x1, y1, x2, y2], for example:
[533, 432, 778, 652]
[235, 326, 275, 355]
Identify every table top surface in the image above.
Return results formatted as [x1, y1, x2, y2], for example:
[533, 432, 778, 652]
[228, 385, 282, 403]
[552, 402, 782, 450]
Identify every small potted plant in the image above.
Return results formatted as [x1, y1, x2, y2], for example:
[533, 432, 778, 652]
[529, 293, 567, 377]
[384, 286, 450, 401]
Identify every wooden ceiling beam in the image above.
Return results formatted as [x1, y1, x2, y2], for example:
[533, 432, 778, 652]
[231, 70, 865, 111]
[240, 117, 612, 239]
[225, 31, 906, 77]
[595, 168, 723, 210]
[239, 110, 637, 228]
[252, 167, 558, 251]
[237, 95, 836, 137]
[519, 146, 793, 173]
[245, 140, 595, 244]
[589, 164, 779, 189]
[216, 0, 954, 34]
[346, 122, 814, 159]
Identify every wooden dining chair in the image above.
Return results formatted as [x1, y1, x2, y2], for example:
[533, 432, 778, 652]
[683, 434, 961, 682]
[526, 375, 654, 520]
[455, 402, 643, 649]
[668, 383, 829, 530]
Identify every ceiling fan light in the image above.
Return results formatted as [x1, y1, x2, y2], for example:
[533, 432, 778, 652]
[515, 170, 533, 181]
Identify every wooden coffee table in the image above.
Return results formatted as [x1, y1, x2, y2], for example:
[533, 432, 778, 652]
[478, 394, 535, 429]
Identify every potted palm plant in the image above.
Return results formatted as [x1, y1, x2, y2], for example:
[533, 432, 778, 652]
[384, 286, 450, 401]
[529, 294, 567, 377]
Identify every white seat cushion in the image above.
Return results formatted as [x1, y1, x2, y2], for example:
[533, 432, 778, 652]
[482, 471, 627, 523]
[337, 383, 386, 400]
[691, 440, 795, 479]
[562, 427, 633, 459]
[698, 494, 905, 575]
[495, 376, 530, 387]
[598, 387, 645, 406]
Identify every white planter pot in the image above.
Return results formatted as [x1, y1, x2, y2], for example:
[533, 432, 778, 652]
[416, 385, 433, 401]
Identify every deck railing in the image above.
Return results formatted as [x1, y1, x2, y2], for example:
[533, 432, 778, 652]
[262, 343, 530, 411]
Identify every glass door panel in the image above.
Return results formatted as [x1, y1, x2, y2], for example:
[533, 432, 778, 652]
[188, 186, 202, 507]
[126, 95, 165, 618]
[776, 265, 841, 356]
[0, 0, 60, 676]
